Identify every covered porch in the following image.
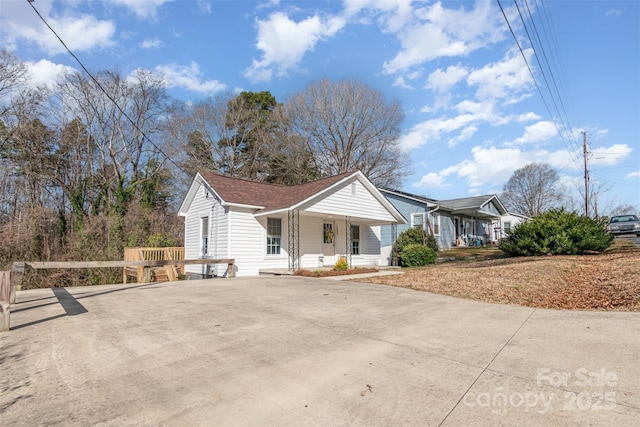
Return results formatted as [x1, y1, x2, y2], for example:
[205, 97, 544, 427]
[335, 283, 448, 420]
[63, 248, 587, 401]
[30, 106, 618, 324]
[263, 209, 396, 274]
[450, 209, 502, 247]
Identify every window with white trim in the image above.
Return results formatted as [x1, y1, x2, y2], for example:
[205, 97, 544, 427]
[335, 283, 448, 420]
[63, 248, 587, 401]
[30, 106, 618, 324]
[504, 221, 511, 234]
[350, 225, 360, 255]
[267, 217, 282, 255]
[431, 213, 440, 235]
[200, 217, 209, 256]
[411, 213, 425, 230]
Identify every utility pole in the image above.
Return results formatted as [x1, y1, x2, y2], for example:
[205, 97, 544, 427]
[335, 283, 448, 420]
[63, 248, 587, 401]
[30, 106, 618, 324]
[583, 131, 589, 217]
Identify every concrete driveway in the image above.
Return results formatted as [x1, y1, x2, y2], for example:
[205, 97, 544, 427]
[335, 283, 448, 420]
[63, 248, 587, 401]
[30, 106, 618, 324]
[1, 276, 639, 426]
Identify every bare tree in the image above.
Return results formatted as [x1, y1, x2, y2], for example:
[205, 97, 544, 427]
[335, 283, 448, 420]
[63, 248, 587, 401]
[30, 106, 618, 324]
[0, 49, 29, 115]
[285, 78, 409, 188]
[501, 163, 565, 217]
[171, 91, 283, 182]
[50, 68, 174, 255]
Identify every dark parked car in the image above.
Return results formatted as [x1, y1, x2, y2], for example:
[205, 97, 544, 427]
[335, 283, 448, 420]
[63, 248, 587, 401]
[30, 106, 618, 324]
[607, 215, 640, 237]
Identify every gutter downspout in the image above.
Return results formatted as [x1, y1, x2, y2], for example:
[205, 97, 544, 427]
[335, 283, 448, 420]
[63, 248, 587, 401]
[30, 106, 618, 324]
[426, 204, 440, 236]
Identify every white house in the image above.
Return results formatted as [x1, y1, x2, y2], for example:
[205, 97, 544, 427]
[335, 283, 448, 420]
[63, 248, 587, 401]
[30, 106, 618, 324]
[178, 170, 406, 277]
[493, 212, 530, 240]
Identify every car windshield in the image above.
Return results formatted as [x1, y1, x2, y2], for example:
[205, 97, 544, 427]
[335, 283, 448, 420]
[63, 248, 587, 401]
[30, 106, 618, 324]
[610, 215, 639, 223]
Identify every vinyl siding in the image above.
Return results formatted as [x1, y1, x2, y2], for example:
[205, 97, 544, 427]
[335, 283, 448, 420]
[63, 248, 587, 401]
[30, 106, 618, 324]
[296, 216, 382, 269]
[299, 216, 324, 269]
[437, 213, 455, 250]
[304, 178, 397, 222]
[482, 201, 501, 216]
[352, 224, 381, 266]
[184, 182, 217, 277]
[231, 209, 285, 276]
[207, 200, 229, 276]
[256, 214, 290, 272]
[380, 193, 430, 247]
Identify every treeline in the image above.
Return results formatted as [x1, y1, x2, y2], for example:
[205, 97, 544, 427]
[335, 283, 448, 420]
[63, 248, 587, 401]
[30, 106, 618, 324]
[0, 49, 408, 281]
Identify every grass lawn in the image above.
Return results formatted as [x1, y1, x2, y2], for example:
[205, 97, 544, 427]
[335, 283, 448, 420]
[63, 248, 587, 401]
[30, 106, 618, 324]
[357, 238, 640, 311]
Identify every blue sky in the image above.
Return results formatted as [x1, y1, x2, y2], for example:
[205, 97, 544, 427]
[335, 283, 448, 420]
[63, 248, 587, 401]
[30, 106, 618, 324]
[1, 0, 638, 213]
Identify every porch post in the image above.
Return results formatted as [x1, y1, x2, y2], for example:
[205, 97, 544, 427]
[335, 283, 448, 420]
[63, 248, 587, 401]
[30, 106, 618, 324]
[391, 223, 398, 266]
[345, 216, 351, 267]
[288, 209, 300, 271]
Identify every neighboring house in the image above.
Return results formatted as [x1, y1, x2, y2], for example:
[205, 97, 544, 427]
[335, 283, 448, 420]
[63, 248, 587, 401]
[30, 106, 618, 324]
[494, 212, 530, 240]
[178, 170, 406, 277]
[379, 189, 509, 261]
[436, 195, 508, 247]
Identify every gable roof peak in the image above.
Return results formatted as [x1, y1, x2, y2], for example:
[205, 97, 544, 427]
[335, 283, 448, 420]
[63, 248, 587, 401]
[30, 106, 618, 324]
[197, 170, 360, 213]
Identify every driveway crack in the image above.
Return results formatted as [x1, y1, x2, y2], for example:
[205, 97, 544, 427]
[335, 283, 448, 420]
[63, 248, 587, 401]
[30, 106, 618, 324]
[438, 307, 537, 426]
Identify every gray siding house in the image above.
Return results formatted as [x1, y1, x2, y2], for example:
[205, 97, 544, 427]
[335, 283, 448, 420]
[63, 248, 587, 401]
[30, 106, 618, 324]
[379, 189, 509, 263]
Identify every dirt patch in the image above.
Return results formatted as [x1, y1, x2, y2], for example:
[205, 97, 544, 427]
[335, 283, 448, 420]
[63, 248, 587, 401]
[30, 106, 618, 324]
[356, 241, 640, 311]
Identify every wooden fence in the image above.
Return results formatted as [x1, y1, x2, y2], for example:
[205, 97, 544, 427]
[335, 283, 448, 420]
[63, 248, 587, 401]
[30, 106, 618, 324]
[124, 247, 186, 283]
[1, 270, 11, 332]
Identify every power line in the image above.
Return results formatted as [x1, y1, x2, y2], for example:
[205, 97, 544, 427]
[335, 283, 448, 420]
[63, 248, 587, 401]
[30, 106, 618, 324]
[520, 0, 580, 154]
[26, 0, 187, 177]
[496, 0, 583, 172]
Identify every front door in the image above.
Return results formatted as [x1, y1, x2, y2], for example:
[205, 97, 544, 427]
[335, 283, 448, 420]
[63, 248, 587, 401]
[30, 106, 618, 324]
[322, 222, 335, 266]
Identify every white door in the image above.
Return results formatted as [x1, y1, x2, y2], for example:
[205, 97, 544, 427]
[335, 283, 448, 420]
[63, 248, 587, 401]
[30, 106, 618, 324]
[322, 222, 335, 266]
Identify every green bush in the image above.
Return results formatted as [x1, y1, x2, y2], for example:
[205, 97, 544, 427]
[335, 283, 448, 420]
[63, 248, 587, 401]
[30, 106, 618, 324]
[394, 227, 438, 253]
[395, 227, 426, 250]
[499, 209, 613, 256]
[392, 227, 439, 266]
[425, 233, 439, 252]
[398, 244, 436, 267]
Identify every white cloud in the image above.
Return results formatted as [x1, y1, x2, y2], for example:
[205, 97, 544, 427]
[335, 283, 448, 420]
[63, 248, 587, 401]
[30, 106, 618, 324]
[382, 1, 506, 74]
[244, 12, 346, 82]
[343, 0, 414, 33]
[25, 59, 76, 89]
[400, 99, 502, 150]
[467, 48, 534, 101]
[0, 1, 116, 55]
[590, 144, 633, 166]
[412, 172, 450, 188]
[411, 144, 579, 191]
[448, 125, 477, 147]
[392, 76, 414, 90]
[426, 65, 468, 93]
[514, 120, 558, 144]
[399, 113, 477, 150]
[141, 38, 162, 49]
[197, 0, 212, 15]
[106, 0, 173, 19]
[626, 171, 640, 179]
[517, 112, 541, 122]
[154, 62, 226, 94]
[605, 9, 622, 17]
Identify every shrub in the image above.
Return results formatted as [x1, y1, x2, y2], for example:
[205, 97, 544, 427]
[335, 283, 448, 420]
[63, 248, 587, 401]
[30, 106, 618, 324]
[333, 256, 349, 271]
[499, 209, 613, 256]
[425, 234, 439, 252]
[395, 227, 427, 251]
[147, 233, 177, 247]
[392, 227, 439, 266]
[398, 244, 437, 267]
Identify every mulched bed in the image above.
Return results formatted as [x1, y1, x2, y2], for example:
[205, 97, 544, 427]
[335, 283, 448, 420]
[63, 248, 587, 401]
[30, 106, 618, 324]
[295, 267, 379, 278]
